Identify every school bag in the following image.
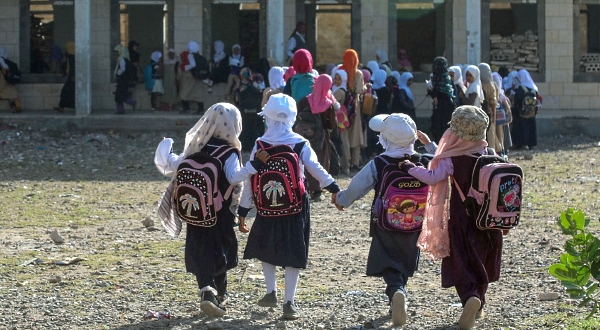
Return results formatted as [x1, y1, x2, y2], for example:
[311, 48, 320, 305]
[173, 146, 238, 227]
[143, 64, 154, 91]
[293, 101, 325, 151]
[2, 58, 21, 84]
[520, 86, 538, 118]
[452, 148, 524, 231]
[191, 53, 210, 80]
[120, 58, 137, 84]
[290, 74, 314, 102]
[251, 140, 306, 217]
[371, 154, 429, 232]
[336, 88, 351, 131]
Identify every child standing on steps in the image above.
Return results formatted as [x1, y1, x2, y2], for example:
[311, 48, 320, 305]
[333, 113, 424, 327]
[400, 105, 503, 330]
[154, 103, 270, 318]
[237, 93, 341, 320]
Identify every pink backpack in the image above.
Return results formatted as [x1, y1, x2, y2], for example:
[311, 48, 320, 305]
[452, 148, 524, 231]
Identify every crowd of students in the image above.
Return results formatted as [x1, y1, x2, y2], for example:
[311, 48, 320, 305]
[151, 45, 539, 329]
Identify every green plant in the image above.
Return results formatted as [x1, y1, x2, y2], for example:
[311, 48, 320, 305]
[549, 208, 600, 319]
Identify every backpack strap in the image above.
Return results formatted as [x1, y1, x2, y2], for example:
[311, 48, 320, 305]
[450, 175, 467, 203]
[293, 141, 306, 156]
[210, 145, 240, 200]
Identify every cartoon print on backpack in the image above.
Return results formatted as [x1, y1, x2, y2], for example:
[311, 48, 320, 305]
[388, 199, 425, 228]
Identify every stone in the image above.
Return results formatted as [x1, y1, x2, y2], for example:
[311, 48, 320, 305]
[50, 229, 65, 244]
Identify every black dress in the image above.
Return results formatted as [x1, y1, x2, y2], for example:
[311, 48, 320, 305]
[243, 142, 311, 269]
[185, 138, 239, 277]
[59, 54, 75, 109]
[429, 88, 456, 143]
[511, 87, 538, 148]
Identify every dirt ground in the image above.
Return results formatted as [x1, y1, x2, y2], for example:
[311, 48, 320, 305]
[0, 125, 599, 330]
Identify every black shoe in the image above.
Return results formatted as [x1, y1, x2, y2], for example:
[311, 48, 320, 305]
[282, 301, 298, 320]
[200, 290, 226, 317]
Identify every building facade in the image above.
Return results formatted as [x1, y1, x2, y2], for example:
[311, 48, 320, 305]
[0, 0, 598, 114]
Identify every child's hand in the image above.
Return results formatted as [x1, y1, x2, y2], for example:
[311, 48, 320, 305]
[255, 149, 270, 164]
[331, 192, 344, 211]
[238, 217, 249, 233]
[416, 130, 431, 145]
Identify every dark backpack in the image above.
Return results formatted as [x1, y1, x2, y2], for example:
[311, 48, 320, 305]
[2, 58, 21, 84]
[251, 140, 306, 217]
[372, 155, 428, 232]
[173, 146, 238, 227]
[121, 58, 137, 84]
[293, 101, 325, 151]
[191, 53, 210, 80]
[520, 86, 537, 118]
[452, 148, 524, 231]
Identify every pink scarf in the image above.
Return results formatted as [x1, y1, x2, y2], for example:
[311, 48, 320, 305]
[307, 74, 334, 114]
[417, 129, 488, 260]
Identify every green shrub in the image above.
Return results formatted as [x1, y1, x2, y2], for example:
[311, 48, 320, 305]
[548, 208, 600, 319]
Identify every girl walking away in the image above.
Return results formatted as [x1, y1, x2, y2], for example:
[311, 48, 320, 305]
[286, 49, 315, 103]
[113, 44, 136, 114]
[180, 41, 208, 114]
[401, 106, 503, 330]
[427, 57, 456, 143]
[154, 102, 270, 318]
[333, 113, 425, 327]
[511, 69, 538, 150]
[0, 46, 21, 113]
[297, 74, 339, 201]
[144, 51, 163, 111]
[53, 41, 75, 113]
[237, 94, 341, 320]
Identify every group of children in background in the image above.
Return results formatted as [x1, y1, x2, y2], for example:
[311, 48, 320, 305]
[152, 47, 527, 329]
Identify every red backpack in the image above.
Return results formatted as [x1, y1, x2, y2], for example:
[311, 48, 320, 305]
[251, 141, 306, 217]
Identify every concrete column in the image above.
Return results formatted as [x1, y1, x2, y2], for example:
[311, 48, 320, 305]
[466, 0, 481, 64]
[75, 0, 92, 115]
[267, 0, 284, 64]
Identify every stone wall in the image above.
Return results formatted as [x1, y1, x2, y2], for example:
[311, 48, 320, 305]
[360, 0, 388, 62]
[1, 0, 19, 65]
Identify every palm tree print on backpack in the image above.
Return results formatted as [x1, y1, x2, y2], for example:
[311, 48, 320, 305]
[179, 194, 199, 217]
[263, 180, 285, 207]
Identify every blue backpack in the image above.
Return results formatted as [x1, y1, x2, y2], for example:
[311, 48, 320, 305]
[290, 73, 314, 103]
[143, 64, 154, 91]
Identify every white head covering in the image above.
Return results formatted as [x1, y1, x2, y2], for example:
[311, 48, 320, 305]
[371, 69, 387, 90]
[258, 94, 307, 146]
[367, 61, 379, 77]
[448, 65, 465, 89]
[231, 44, 242, 60]
[466, 65, 484, 100]
[517, 69, 538, 92]
[478, 63, 493, 84]
[268, 66, 285, 90]
[504, 71, 518, 91]
[188, 41, 200, 54]
[399, 72, 414, 101]
[213, 40, 226, 63]
[391, 71, 402, 86]
[375, 50, 389, 63]
[332, 69, 348, 94]
[164, 48, 177, 65]
[460, 64, 469, 84]
[369, 113, 417, 158]
[151, 51, 162, 63]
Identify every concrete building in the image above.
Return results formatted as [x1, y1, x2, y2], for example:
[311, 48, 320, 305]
[1, 0, 599, 114]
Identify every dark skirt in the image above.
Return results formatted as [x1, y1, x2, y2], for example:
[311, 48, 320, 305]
[511, 115, 537, 148]
[185, 206, 239, 276]
[114, 77, 130, 103]
[59, 78, 75, 109]
[430, 94, 455, 143]
[243, 194, 310, 268]
[441, 190, 503, 288]
[366, 226, 420, 277]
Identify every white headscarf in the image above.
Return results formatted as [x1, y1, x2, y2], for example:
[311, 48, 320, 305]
[448, 65, 465, 89]
[369, 113, 417, 158]
[367, 60, 379, 77]
[231, 44, 242, 60]
[332, 69, 348, 94]
[258, 94, 307, 146]
[466, 65, 484, 100]
[375, 50, 389, 63]
[164, 48, 177, 65]
[478, 63, 493, 84]
[268, 66, 285, 90]
[371, 69, 387, 90]
[503, 71, 517, 91]
[150, 51, 162, 63]
[213, 40, 226, 63]
[399, 72, 414, 101]
[188, 41, 200, 54]
[517, 69, 538, 92]
[391, 71, 401, 86]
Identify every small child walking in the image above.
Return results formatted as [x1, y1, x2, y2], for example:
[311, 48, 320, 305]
[400, 105, 503, 330]
[154, 102, 270, 318]
[237, 94, 341, 320]
[333, 113, 424, 327]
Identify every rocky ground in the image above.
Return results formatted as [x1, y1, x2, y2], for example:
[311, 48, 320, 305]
[0, 124, 599, 330]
